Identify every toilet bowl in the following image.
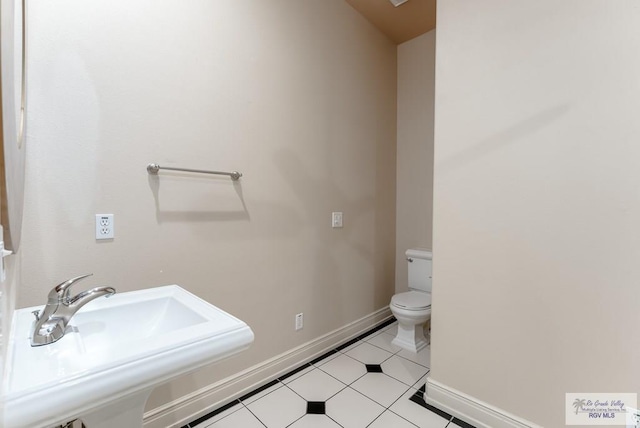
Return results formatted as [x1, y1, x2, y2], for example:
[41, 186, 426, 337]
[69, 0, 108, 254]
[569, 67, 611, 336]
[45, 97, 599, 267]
[389, 249, 432, 353]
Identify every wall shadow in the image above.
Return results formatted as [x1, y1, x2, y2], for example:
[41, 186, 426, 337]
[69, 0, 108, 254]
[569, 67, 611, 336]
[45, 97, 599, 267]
[436, 105, 571, 177]
[147, 173, 250, 223]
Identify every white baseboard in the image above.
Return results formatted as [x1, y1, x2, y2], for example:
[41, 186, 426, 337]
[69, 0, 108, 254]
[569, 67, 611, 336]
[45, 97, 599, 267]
[143, 307, 393, 428]
[425, 378, 542, 428]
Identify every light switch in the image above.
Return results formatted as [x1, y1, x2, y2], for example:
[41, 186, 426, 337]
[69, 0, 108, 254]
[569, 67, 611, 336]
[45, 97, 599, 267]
[332, 212, 343, 228]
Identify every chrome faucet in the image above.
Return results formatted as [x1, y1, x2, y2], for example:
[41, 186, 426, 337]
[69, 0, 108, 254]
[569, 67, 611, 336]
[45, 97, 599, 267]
[31, 274, 116, 346]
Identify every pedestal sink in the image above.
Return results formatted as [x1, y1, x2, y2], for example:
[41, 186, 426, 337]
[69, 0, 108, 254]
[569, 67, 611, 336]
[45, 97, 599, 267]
[2, 285, 254, 428]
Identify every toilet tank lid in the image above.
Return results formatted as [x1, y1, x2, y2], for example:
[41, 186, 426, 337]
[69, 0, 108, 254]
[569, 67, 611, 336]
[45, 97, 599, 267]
[406, 248, 432, 260]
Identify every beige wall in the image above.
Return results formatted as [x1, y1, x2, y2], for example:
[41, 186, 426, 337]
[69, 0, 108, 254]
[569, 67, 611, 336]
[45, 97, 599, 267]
[395, 31, 435, 293]
[19, 0, 397, 418]
[431, 1, 640, 427]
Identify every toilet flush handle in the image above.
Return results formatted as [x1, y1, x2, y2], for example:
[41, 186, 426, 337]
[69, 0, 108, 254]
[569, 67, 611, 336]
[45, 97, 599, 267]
[406, 257, 413, 263]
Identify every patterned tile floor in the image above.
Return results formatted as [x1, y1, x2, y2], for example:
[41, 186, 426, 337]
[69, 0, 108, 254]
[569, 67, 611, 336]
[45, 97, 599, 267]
[186, 320, 474, 428]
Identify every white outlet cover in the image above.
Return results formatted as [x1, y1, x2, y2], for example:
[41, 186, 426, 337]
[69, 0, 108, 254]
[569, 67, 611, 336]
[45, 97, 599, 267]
[95, 214, 114, 240]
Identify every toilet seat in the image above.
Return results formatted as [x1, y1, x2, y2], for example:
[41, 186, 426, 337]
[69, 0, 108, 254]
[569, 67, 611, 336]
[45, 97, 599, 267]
[391, 291, 431, 311]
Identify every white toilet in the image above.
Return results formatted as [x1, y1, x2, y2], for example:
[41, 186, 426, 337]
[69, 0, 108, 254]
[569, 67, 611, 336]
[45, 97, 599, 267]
[389, 248, 432, 353]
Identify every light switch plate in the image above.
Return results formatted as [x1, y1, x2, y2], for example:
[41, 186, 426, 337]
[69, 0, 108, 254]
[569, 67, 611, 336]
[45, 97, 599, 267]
[332, 212, 343, 228]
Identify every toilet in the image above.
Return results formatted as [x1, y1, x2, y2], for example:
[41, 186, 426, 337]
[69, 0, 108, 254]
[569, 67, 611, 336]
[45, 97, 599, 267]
[389, 248, 432, 353]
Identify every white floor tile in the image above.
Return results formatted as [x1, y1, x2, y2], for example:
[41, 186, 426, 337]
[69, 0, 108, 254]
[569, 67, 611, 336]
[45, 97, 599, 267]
[242, 381, 284, 405]
[382, 322, 398, 336]
[288, 414, 342, 428]
[389, 389, 450, 428]
[381, 355, 429, 386]
[188, 325, 446, 428]
[397, 346, 431, 368]
[281, 365, 316, 384]
[366, 331, 404, 354]
[326, 387, 384, 428]
[365, 328, 388, 339]
[287, 368, 346, 401]
[318, 353, 367, 385]
[350, 373, 410, 407]
[246, 385, 306, 428]
[206, 407, 265, 428]
[345, 342, 393, 365]
[368, 410, 419, 428]
[191, 402, 243, 427]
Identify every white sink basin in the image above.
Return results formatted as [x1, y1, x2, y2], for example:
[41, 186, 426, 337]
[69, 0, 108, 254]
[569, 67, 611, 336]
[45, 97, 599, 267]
[2, 285, 254, 428]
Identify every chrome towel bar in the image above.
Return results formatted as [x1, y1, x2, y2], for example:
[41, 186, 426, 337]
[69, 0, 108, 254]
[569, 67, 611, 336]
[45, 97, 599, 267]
[146, 163, 242, 181]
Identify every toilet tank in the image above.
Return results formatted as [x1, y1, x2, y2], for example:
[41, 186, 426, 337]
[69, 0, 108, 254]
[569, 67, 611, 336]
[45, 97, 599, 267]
[406, 249, 433, 293]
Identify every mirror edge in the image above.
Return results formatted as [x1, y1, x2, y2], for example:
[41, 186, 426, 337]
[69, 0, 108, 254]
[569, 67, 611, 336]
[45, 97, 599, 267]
[0, 0, 27, 252]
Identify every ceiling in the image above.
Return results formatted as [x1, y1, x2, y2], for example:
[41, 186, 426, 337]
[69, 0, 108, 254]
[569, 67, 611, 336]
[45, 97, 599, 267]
[345, 0, 436, 45]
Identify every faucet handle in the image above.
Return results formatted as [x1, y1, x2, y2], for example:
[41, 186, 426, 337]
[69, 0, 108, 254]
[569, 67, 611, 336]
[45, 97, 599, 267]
[49, 274, 93, 302]
[67, 286, 116, 306]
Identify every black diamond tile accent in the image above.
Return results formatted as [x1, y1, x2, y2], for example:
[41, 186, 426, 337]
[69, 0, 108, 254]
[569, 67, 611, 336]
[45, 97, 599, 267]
[418, 383, 426, 393]
[183, 316, 398, 428]
[306, 401, 326, 414]
[366, 364, 383, 373]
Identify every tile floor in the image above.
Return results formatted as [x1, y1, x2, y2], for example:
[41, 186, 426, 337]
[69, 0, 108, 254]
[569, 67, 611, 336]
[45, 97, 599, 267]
[186, 320, 474, 428]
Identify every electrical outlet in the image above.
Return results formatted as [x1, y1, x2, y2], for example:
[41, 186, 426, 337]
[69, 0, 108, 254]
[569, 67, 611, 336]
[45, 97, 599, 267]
[295, 313, 304, 331]
[95, 214, 114, 240]
[332, 212, 343, 228]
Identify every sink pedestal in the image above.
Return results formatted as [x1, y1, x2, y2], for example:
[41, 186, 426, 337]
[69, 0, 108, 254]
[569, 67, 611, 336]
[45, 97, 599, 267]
[79, 388, 152, 428]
